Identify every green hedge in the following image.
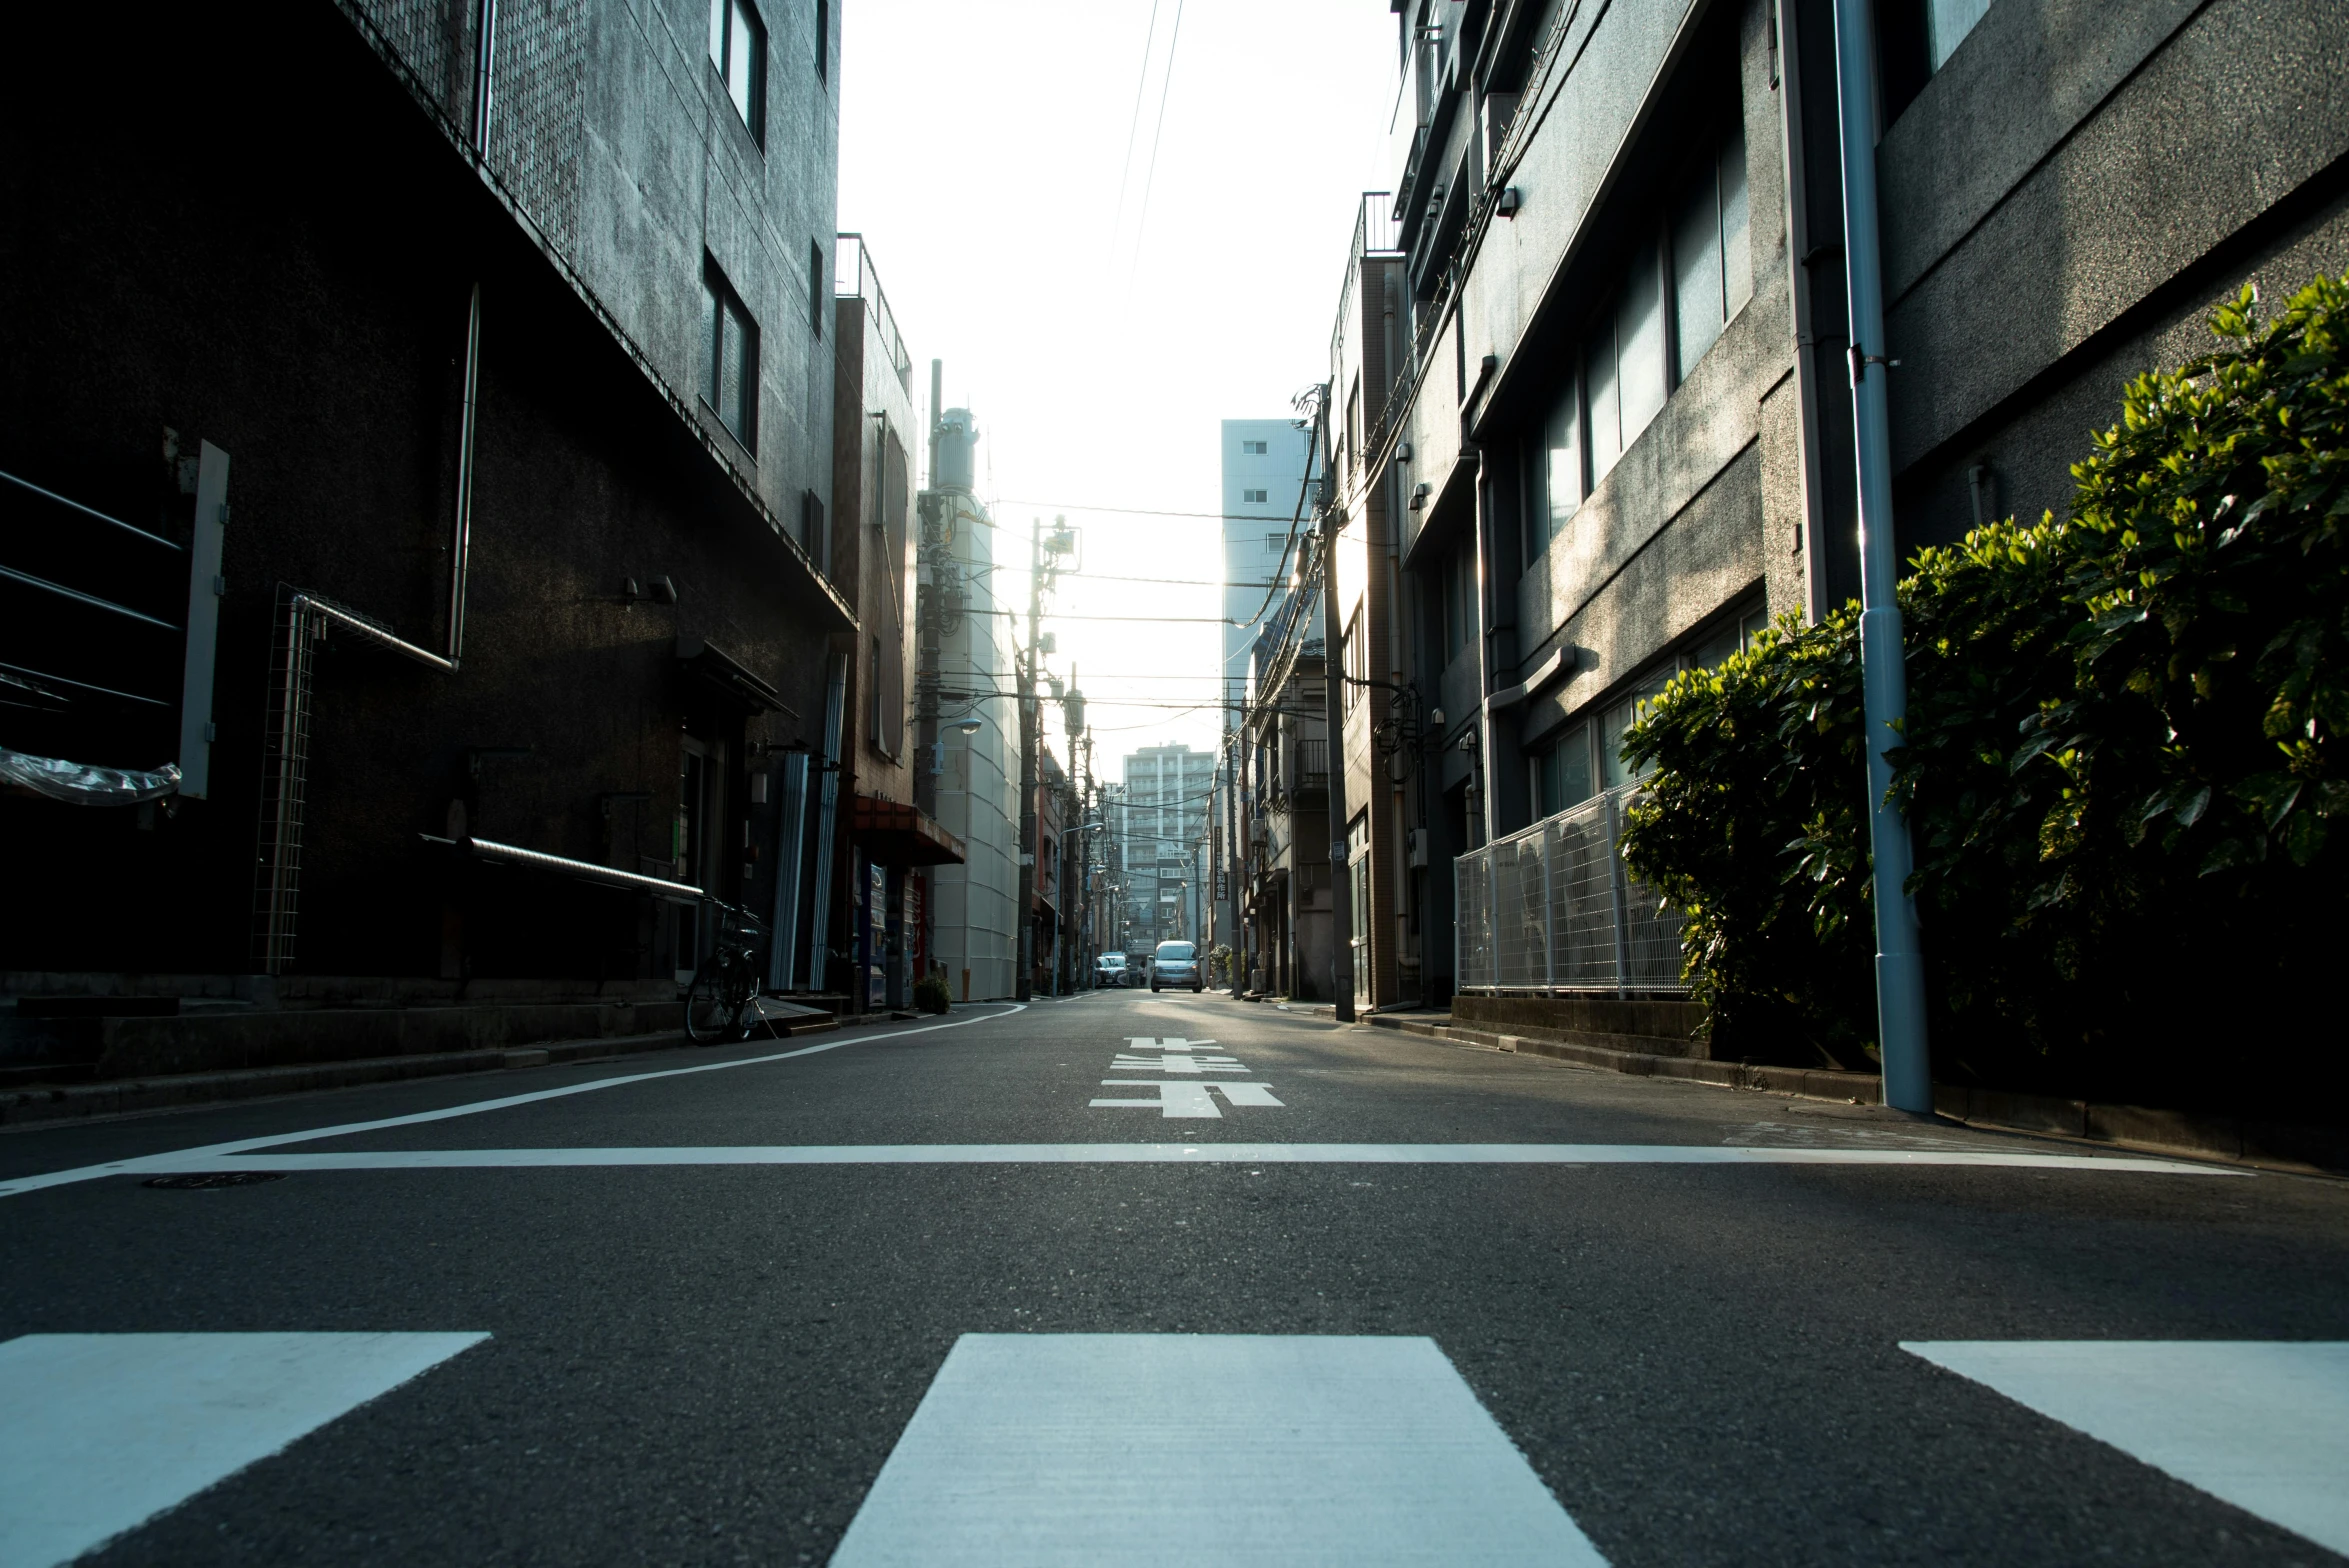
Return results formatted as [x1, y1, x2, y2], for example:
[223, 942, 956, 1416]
[1619, 276, 2349, 1099]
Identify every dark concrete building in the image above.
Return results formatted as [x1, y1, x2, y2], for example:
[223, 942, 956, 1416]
[1329, 0, 2348, 1013]
[1, 0, 851, 992]
[825, 237, 960, 1012]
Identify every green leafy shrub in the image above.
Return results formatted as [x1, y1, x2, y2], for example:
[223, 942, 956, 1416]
[1621, 276, 2349, 1099]
[913, 974, 952, 1015]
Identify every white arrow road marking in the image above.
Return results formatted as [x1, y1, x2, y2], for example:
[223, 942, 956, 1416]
[0, 1332, 488, 1568]
[828, 1334, 1610, 1567]
[1089, 1082, 1286, 1118]
[1902, 1340, 2349, 1554]
[1109, 1054, 1248, 1074]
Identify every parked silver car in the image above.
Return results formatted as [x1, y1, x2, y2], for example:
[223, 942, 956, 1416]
[1150, 940, 1203, 993]
[1094, 952, 1130, 989]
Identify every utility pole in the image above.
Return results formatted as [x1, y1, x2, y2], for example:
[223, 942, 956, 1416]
[1015, 516, 1041, 1002]
[1226, 728, 1245, 997]
[913, 359, 945, 822]
[1314, 388, 1356, 1023]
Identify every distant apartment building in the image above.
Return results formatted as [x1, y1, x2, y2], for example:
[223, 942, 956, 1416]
[1219, 421, 1316, 712]
[1114, 744, 1216, 951]
[2, 0, 850, 990]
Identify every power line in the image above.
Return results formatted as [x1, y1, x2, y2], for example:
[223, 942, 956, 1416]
[1107, 0, 1163, 251]
[1126, 0, 1186, 282]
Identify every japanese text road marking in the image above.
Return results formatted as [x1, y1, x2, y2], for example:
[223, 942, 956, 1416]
[1109, 1053, 1247, 1074]
[1090, 1082, 1286, 1118]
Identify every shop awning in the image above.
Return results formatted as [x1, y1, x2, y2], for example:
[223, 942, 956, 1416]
[850, 793, 965, 867]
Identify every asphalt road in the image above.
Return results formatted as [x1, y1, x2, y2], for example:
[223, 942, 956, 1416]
[3, 991, 2345, 1567]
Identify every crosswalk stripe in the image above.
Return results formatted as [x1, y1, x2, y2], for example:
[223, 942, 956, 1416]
[1902, 1340, 2349, 1554]
[828, 1334, 1610, 1566]
[0, 1332, 488, 1568]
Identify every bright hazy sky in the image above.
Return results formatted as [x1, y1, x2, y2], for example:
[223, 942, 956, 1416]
[838, 0, 1399, 780]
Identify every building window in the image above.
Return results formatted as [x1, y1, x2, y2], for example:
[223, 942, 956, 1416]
[1242, 440, 1267, 455]
[1441, 538, 1475, 667]
[1598, 668, 1675, 791]
[1341, 608, 1367, 714]
[1541, 373, 1582, 549]
[1564, 121, 1752, 502]
[708, 0, 765, 141]
[815, 0, 830, 82]
[1243, 488, 1268, 504]
[802, 489, 826, 562]
[809, 241, 824, 338]
[1531, 722, 1596, 819]
[1671, 123, 1752, 384]
[1926, 0, 1991, 70]
[702, 260, 758, 450]
[1266, 533, 1287, 556]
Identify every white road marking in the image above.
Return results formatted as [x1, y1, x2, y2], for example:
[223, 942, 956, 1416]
[826, 1334, 1609, 1567]
[1089, 1082, 1286, 1118]
[69, 1143, 2242, 1171]
[1902, 1340, 2349, 1553]
[0, 1332, 487, 1568]
[1108, 1054, 1247, 1075]
[1124, 1037, 1217, 1049]
[0, 1004, 1028, 1201]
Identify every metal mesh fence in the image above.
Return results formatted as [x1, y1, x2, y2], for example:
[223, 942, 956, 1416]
[1455, 784, 1687, 994]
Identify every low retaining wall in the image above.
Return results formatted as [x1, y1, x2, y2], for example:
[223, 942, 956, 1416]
[1373, 1013, 2349, 1175]
[1449, 994, 1710, 1059]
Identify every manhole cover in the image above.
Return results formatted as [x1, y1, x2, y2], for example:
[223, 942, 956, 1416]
[141, 1171, 288, 1189]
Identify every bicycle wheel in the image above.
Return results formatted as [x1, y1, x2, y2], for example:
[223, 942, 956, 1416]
[728, 973, 763, 1040]
[684, 961, 737, 1043]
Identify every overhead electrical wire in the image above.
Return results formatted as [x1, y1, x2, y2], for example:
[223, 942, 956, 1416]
[1106, 0, 1164, 251]
[1125, 0, 1186, 283]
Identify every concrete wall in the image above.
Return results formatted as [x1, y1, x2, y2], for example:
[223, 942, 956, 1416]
[1875, 0, 2349, 551]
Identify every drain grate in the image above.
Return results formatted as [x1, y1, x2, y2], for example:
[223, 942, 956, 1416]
[141, 1171, 288, 1190]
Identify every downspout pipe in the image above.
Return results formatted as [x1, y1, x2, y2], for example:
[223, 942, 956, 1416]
[1829, 0, 1932, 1114]
[448, 281, 482, 665]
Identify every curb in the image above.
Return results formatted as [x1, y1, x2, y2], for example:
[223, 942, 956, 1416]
[1366, 1014, 2347, 1177]
[0, 1014, 844, 1131]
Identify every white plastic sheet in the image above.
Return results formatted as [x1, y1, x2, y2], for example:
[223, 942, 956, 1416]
[0, 747, 180, 806]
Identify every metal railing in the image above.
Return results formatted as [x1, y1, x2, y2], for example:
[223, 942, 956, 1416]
[835, 233, 911, 391]
[1454, 784, 1685, 995]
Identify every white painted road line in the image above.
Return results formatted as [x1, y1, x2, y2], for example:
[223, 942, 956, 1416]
[827, 1334, 1609, 1567]
[1090, 1082, 1286, 1117]
[1902, 1340, 2349, 1554]
[0, 1004, 1028, 1201]
[65, 1143, 2242, 1172]
[0, 1331, 488, 1568]
[1108, 1054, 1248, 1074]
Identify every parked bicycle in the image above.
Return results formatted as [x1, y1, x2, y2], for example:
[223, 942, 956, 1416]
[684, 898, 768, 1044]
